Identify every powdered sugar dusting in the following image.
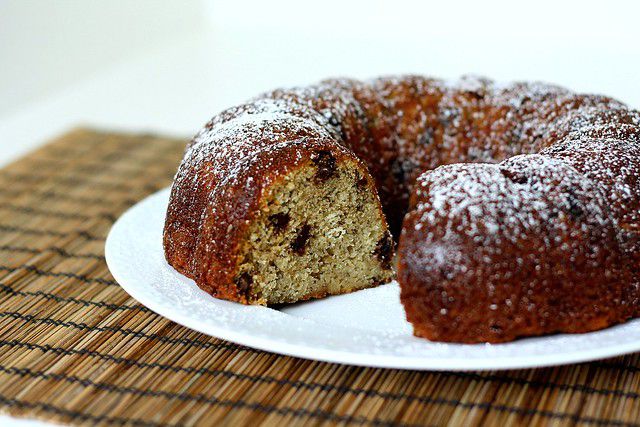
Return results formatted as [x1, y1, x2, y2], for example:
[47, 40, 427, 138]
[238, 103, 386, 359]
[164, 74, 640, 342]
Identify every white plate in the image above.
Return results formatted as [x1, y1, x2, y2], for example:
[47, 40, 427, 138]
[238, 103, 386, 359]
[105, 188, 640, 371]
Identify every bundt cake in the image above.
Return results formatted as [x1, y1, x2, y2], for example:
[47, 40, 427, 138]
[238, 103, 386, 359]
[163, 75, 640, 343]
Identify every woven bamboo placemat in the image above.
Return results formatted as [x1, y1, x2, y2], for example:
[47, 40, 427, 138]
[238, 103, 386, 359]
[0, 128, 639, 426]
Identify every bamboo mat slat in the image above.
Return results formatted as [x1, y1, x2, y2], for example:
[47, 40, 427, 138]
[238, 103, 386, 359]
[0, 128, 639, 426]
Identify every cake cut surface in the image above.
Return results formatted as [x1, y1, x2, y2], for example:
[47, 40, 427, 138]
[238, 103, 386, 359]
[164, 75, 640, 343]
[231, 158, 393, 305]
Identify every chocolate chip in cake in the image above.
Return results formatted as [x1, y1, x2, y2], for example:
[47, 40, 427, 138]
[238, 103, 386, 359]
[373, 232, 393, 269]
[234, 272, 253, 294]
[268, 212, 290, 233]
[312, 150, 337, 183]
[291, 224, 312, 255]
[371, 276, 386, 287]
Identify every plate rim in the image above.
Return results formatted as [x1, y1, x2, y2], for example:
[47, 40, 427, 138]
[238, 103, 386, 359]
[105, 188, 640, 371]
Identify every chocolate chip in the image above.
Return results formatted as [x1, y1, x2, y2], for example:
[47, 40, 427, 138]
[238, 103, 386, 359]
[268, 212, 290, 233]
[234, 272, 253, 294]
[291, 224, 312, 255]
[500, 168, 528, 184]
[371, 277, 385, 287]
[373, 232, 393, 269]
[312, 150, 337, 183]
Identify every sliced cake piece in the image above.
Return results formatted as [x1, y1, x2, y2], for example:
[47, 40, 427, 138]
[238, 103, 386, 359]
[164, 120, 394, 305]
[228, 150, 393, 305]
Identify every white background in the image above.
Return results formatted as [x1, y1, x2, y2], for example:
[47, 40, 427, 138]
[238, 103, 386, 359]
[1, 0, 640, 167]
[1, 0, 639, 425]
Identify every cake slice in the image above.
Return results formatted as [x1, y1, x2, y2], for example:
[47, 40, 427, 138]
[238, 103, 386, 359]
[163, 104, 394, 305]
[224, 150, 393, 305]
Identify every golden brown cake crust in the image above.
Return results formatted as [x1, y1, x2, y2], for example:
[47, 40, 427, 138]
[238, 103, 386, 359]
[164, 75, 640, 343]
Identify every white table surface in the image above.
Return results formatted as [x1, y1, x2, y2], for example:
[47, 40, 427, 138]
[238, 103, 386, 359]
[1, 13, 639, 425]
[2, 23, 640, 169]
